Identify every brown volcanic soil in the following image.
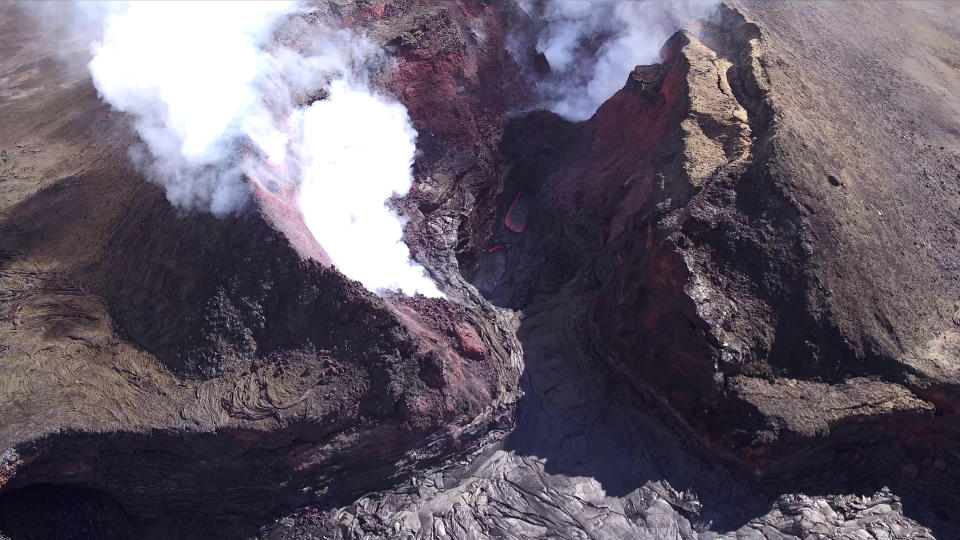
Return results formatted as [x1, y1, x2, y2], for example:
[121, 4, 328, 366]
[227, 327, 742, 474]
[2, 0, 960, 539]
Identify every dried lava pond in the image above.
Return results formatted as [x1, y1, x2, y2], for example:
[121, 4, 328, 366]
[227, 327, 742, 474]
[2, 1, 960, 539]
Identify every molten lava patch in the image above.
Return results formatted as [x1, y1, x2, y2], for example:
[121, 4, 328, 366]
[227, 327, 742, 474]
[504, 192, 529, 233]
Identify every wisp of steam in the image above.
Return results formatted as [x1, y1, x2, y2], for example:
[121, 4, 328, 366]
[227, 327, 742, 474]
[85, 1, 442, 297]
[520, 0, 720, 120]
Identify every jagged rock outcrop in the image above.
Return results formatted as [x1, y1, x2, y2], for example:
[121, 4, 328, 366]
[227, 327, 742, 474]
[456, 1, 960, 518]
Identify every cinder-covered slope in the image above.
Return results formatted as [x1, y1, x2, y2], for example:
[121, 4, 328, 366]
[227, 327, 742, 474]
[0, 2, 522, 537]
[694, 0, 960, 500]
[724, 0, 960, 432]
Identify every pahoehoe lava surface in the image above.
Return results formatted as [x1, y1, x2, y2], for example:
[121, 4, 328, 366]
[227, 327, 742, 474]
[2, 1, 960, 539]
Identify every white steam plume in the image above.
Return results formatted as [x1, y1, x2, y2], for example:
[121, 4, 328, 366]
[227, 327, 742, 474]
[83, 1, 442, 297]
[297, 80, 438, 295]
[520, 0, 720, 120]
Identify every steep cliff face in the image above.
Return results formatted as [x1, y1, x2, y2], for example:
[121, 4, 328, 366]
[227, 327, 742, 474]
[454, 0, 960, 524]
[1, 0, 960, 539]
[461, 3, 932, 471]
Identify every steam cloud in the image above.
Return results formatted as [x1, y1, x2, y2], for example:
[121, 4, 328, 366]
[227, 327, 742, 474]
[33, 0, 719, 297]
[83, 1, 442, 297]
[520, 0, 720, 120]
